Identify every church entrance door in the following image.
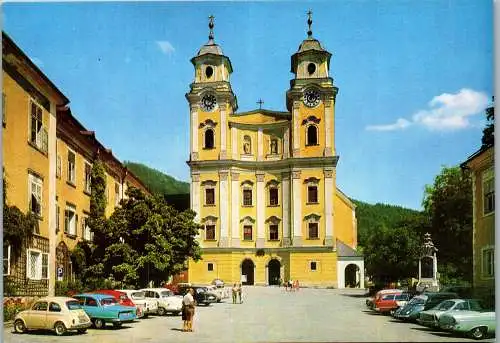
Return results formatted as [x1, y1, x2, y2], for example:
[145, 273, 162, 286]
[241, 259, 255, 285]
[268, 259, 281, 285]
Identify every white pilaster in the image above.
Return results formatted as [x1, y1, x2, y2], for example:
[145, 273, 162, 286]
[282, 172, 291, 247]
[191, 173, 201, 241]
[231, 171, 240, 247]
[291, 170, 302, 246]
[324, 169, 334, 247]
[220, 104, 227, 159]
[292, 101, 300, 157]
[48, 102, 57, 296]
[256, 172, 265, 248]
[324, 100, 333, 157]
[231, 126, 238, 160]
[219, 170, 229, 247]
[191, 105, 199, 160]
[283, 126, 290, 158]
[257, 128, 263, 161]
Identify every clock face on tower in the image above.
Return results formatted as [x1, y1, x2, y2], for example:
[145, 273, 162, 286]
[303, 89, 321, 108]
[201, 94, 217, 112]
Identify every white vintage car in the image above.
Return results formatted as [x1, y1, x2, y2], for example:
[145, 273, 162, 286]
[140, 288, 183, 316]
[14, 297, 91, 336]
[118, 290, 158, 317]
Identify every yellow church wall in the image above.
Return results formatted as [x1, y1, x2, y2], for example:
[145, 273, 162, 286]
[197, 110, 220, 160]
[289, 251, 337, 286]
[3, 72, 52, 238]
[334, 191, 355, 247]
[301, 169, 325, 246]
[298, 103, 325, 157]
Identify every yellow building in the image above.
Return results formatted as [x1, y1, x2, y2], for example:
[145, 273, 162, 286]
[3, 32, 149, 296]
[462, 145, 494, 293]
[186, 16, 363, 287]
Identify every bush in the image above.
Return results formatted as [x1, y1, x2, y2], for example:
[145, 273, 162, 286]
[55, 280, 84, 296]
[3, 298, 35, 322]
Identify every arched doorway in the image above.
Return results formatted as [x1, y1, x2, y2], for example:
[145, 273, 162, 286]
[268, 259, 281, 285]
[241, 259, 255, 285]
[344, 264, 360, 288]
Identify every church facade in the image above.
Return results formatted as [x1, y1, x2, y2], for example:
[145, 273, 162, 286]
[186, 16, 364, 288]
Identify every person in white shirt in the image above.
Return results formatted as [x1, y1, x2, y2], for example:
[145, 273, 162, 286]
[182, 288, 196, 332]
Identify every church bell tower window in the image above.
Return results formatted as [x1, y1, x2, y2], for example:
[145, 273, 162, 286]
[307, 63, 316, 75]
[205, 66, 214, 79]
[306, 125, 318, 146]
[204, 128, 215, 149]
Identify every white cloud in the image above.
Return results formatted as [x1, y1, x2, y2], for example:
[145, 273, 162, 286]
[156, 40, 175, 55]
[366, 88, 489, 132]
[366, 118, 412, 131]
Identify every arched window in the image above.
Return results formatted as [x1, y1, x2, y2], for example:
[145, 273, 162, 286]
[205, 128, 214, 149]
[307, 125, 318, 146]
[243, 135, 252, 154]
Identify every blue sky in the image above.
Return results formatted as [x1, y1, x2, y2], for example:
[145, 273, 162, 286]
[3, 1, 493, 210]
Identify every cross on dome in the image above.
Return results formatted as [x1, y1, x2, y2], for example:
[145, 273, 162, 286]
[307, 10, 313, 37]
[208, 15, 215, 41]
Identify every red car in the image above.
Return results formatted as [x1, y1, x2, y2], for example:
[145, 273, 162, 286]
[373, 291, 405, 314]
[92, 290, 143, 318]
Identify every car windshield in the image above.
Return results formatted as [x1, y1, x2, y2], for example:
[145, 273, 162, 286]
[409, 297, 425, 305]
[132, 292, 145, 299]
[100, 298, 118, 306]
[161, 291, 173, 297]
[66, 301, 81, 310]
[395, 294, 409, 300]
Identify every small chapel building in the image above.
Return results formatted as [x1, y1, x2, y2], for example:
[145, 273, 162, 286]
[186, 14, 364, 288]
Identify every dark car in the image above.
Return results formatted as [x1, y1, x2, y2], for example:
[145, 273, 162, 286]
[178, 285, 217, 306]
[394, 292, 458, 322]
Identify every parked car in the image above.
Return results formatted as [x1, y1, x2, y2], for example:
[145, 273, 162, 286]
[366, 289, 403, 309]
[394, 292, 458, 322]
[13, 297, 92, 336]
[417, 299, 484, 328]
[178, 285, 218, 306]
[207, 284, 229, 301]
[211, 278, 224, 287]
[73, 293, 136, 329]
[141, 288, 183, 316]
[92, 290, 143, 318]
[439, 310, 496, 340]
[374, 292, 411, 314]
[118, 289, 159, 317]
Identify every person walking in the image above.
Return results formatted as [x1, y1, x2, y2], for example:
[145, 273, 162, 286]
[237, 283, 243, 304]
[182, 288, 196, 332]
[232, 283, 238, 304]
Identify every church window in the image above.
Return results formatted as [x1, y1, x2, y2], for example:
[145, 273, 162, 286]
[270, 138, 278, 154]
[310, 261, 317, 271]
[204, 129, 215, 149]
[243, 135, 252, 154]
[308, 222, 319, 239]
[205, 225, 216, 240]
[269, 187, 279, 206]
[243, 189, 252, 206]
[205, 66, 214, 79]
[269, 224, 279, 241]
[207, 262, 214, 271]
[308, 185, 318, 204]
[307, 63, 316, 75]
[243, 225, 253, 240]
[483, 167, 494, 215]
[306, 125, 318, 146]
[205, 188, 215, 205]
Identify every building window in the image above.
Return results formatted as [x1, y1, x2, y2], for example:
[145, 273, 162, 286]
[84, 162, 92, 193]
[269, 224, 279, 241]
[56, 204, 60, 233]
[82, 216, 92, 241]
[310, 261, 317, 271]
[115, 182, 120, 206]
[29, 173, 43, 217]
[243, 189, 252, 206]
[56, 155, 62, 179]
[306, 125, 318, 146]
[26, 249, 49, 280]
[205, 224, 216, 240]
[67, 151, 76, 184]
[29, 101, 48, 153]
[483, 168, 495, 215]
[205, 188, 215, 205]
[243, 135, 252, 154]
[3, 245, 11, 276]
[204, 128, 214, 149]
[269, 187, 279, 206]
[243, 225, 253, 240]
[64, 204, 77, 236]
[207, 263, 214, 271]
[482, 248, 494, 277]
[308, 222, 319, 239]
[308, 186, 318, 204]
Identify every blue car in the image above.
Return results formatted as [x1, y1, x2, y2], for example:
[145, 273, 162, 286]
[73, 293, 136, 329]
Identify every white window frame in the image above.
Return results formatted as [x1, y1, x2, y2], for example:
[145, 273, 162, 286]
[202, 216, 217, 241]
[207, 262, 215, 272]
[26, 249, 49, 280]
[84, 161, 92, 193]
[306, 124, 319, 146]
[67, 149, 76, 184]
[481, 246, 494, 278]
[482, 167, 495, 216]
[203, 127, 216, 149]
[28, 173, 43, 217]
[304, 213, 321, 240]
[56, 155, 62, 179]
[64, 204, 77, 236]
[241, 180, 254, 207]
[3, 245, 11, 276]
[202, 180, 217, 206]
[305, 177, 320, 204]
[29, 100, 48, 153]
[310, 261, 318, 272]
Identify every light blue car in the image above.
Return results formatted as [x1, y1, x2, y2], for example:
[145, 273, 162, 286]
[73, 293, 136, 329]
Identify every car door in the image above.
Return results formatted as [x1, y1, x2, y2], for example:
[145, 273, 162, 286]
[29, 301, 48, 329]
[46, 302, 63, 329]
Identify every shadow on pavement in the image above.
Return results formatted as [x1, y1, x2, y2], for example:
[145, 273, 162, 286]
[339, 293, 369, 298]
[170, 328, 185, 332]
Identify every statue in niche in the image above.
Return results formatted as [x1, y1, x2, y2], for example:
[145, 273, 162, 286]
[243, 136, 251, 154]
[270, 139, 278, 154]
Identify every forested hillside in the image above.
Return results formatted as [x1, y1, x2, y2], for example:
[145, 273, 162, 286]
[124, 162, 190, 195]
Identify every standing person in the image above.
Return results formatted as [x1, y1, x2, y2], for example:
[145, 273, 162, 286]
[182, 288, 196, 332]
[232, 283, 238, 304]
[237, 283, 243, 304]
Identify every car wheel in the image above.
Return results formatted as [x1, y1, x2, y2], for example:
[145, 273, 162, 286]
[157, 307, 166, 316]
[94, 318, 105, 329]
[470, 326, 487, 340]
[113, 322, 122, 329]
[14, 319, 26, 334]
[77, 328, 87, 334]
[54, 321, 67, 336]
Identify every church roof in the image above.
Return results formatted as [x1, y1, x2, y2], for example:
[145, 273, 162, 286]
[197, 39, 224, 57]
[337, 239, 363, 257]
[297, 37, 327, 53]
[234, 109, 290, 117]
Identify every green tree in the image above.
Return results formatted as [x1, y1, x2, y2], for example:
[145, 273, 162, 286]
[481, 99, 494, 148]
[422, 166, 472, 283]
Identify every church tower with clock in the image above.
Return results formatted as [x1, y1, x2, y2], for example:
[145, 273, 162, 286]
[186, 13, 364, 288]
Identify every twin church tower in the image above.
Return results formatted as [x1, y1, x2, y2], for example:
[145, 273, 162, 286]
[186, 14, 364, 288]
